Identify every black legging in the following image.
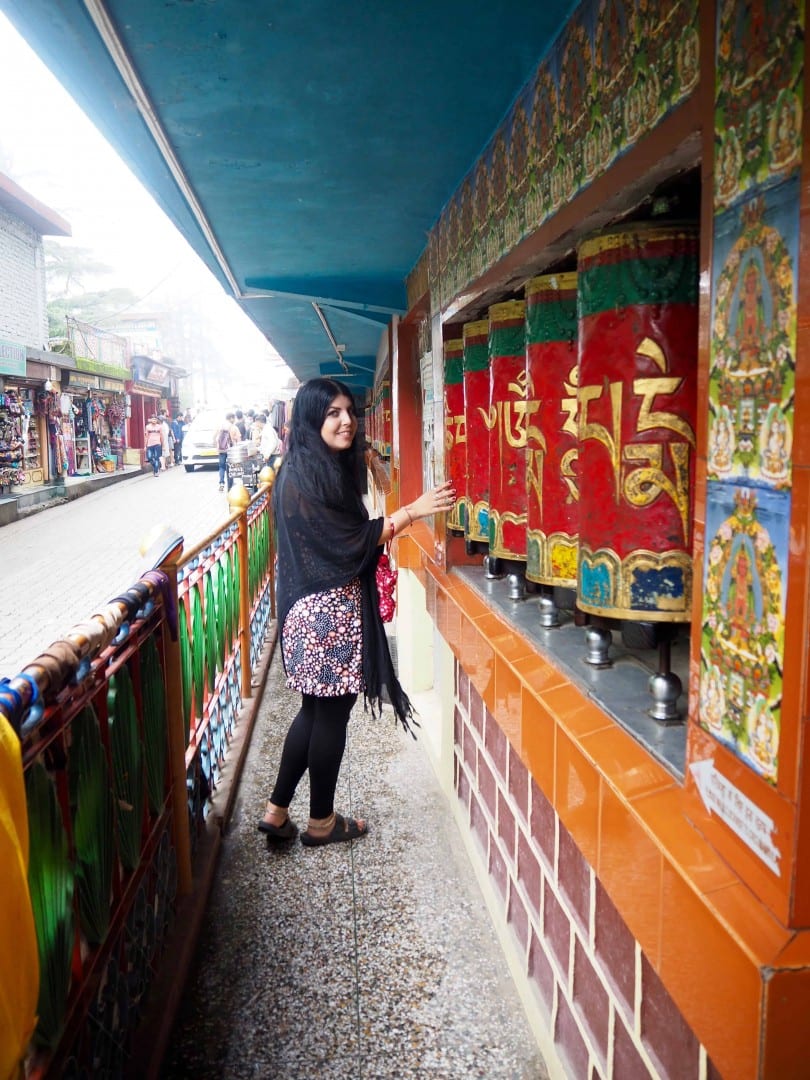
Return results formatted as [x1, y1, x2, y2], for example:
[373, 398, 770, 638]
[270, 692, 357, 819]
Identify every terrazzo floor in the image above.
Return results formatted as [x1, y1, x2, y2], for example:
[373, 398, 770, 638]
[162, 647, 548, 1080]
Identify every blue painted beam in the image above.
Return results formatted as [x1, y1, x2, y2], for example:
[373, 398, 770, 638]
[319, 362, 374, 388]
[243, 277, 406, 315]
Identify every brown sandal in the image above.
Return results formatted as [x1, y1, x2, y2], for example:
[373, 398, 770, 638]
[257, 809, 298, 840]
[301, 812, 367, 847]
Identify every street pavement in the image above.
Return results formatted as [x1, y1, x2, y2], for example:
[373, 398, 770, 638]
[0, 464, 236, 678]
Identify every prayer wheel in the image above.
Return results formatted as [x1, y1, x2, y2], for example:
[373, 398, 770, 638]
[462, 319, 491, 544]
[576, 222, 699, 620]
[443, 337, 467, 533]
[380, 380, 391, 457]
[525, 272, 579, 588]
[369, 383, 380, 452]
[488, 301, 528, 559]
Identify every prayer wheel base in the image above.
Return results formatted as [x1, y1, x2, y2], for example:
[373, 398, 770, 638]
[648, 670, 683, 724]
[506, 573, 526, 601]
[584, 625, 613, 668]
[483, 555, 504, 579]
[538, 594, 560, 628]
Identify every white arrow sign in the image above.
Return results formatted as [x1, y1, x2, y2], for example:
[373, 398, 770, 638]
[689, 759, 781, 876]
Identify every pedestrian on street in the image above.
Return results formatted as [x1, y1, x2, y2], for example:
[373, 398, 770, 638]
[259, 414, 282, 469]
[257, 377, 455, 846]
[159, 412, 173, 470]
[171, 414, 184, 465]
[144, 414, 163, 477]
[214, 412, 240, 491]
[251, 412, 266, 450]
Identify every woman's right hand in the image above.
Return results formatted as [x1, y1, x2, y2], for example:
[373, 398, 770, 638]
[408, 480, 456, 520]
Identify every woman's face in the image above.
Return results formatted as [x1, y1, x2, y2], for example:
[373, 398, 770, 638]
[320, 393, 357, 452]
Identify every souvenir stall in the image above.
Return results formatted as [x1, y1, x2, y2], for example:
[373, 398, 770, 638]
[0, 387, 27, 492]
[0, 346, 53, 493]
[72, 386, 127, 473]
[64, 319, 130, 471]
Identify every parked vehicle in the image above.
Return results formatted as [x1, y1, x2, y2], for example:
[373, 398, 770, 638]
[181, 410, 222, 472]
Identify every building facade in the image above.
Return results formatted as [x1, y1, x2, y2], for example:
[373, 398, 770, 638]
[0, 173, 72, 495]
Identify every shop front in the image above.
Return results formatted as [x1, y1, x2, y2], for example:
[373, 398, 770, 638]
[0, 341, 70, 494]
[64, 368, 128, 475]
[126, 355, 177, 464]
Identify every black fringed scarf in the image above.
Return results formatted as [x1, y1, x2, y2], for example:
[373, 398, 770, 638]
[273, 462, 417, 735]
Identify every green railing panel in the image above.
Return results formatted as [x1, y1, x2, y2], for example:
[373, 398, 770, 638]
[179, 600, 192, 743]
[204, 574, 218, 693]
[141, 635, 168, 816]
[191, 586, 205, 712]
[214, 561, 227, 672]
[248, 521, 256, 599]
[108, 666, 144, 873]
[231, 548, 240, 644]
[222, 552, 231, 652]
[68, 705, 114, 946]
[26, 762, 74, 1049]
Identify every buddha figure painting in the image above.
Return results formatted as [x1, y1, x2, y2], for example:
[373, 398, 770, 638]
[747, 694, 779, 782]
[760, 404, 791, 484]
[701, 487, 784, 781]
[708, 405, 736, 477]
[733, 258, 769, 375]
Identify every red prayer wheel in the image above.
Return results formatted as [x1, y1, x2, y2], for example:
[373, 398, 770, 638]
[525, 272, 579, 587]
[462, 319, 491, 544]
[488, 300, 528, 559]
[369, 383, 380, 451]
[443, 338, 467, 533]
[576, 222, 699, 620]
[380, 380, 391, 457]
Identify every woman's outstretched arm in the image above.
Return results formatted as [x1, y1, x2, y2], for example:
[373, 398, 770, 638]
[378, 479, 456, 544]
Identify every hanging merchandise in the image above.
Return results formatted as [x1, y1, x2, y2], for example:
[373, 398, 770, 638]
[0, 390, 25, 489]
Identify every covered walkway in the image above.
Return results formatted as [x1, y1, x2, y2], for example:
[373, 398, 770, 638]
[160, 646, 547, 1079]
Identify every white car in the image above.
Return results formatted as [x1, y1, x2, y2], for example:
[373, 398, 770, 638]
[181, 411, 224, 472]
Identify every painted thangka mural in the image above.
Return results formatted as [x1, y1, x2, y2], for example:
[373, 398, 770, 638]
[408, 0, 700, 313]
[701, 484, 786, 783]
[699, 0, 804, 787]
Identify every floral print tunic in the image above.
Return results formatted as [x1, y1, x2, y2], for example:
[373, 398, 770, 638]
[281, 578, 364, 696]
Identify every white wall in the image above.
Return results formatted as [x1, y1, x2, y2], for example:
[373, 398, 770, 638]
[0, 206, 48, 347]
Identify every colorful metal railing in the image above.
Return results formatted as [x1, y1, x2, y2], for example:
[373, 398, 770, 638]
[0, 484, 275, 1077]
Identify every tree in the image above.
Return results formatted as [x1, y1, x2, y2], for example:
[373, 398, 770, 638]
[44, 239, 114, 297]
[47, 289, 140, 340]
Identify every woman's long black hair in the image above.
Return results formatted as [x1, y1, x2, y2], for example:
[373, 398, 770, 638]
[281, 377, 366, 512]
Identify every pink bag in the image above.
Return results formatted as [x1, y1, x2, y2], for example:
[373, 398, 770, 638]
[375, 547, 398, 622]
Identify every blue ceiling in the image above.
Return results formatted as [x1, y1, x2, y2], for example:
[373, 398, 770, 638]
[2, 0, 574, 387]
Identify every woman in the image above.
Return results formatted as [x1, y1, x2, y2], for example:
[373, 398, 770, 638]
[144, 414, 164, 477]
[259, 378, 454, 847]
